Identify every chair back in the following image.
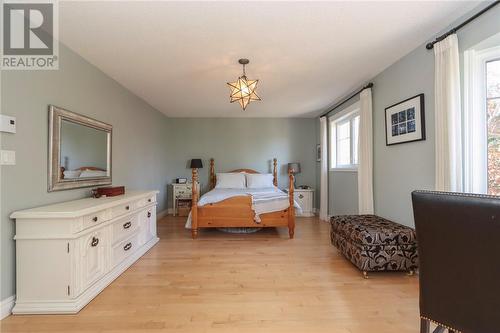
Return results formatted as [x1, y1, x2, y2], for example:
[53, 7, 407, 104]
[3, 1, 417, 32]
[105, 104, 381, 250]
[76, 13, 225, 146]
[412, 191, 500, 333]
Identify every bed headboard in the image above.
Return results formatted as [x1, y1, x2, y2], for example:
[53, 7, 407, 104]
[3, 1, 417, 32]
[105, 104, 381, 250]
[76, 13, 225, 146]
[209, 158, 278, 189]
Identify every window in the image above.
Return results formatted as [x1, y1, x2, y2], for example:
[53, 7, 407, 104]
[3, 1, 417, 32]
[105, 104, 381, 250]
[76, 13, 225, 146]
[329, 103, 360, 170]
[464, 45, 500, 194]
[487, 59, 500, 194]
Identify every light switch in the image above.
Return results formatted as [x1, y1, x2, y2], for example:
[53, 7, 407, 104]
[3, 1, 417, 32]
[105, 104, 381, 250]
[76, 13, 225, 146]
[0, 115, 16, 133]
[0, 150, 16, 165]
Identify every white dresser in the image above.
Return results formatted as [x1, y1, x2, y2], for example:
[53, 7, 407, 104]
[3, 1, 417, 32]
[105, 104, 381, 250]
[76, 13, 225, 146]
[10, 190, 159, 314]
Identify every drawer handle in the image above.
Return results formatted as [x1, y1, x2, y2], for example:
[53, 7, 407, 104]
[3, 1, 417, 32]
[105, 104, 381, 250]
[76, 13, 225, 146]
[123, 242, 132, 251]
[299, 194, 304, 199]
[92, 216, 98, 222]
[91, 237, 99, 247]
[123, 221, 132, 229]
[148, 198, 152, 203]
[147, 212, 152, 218]
[125, 205, 130, 210]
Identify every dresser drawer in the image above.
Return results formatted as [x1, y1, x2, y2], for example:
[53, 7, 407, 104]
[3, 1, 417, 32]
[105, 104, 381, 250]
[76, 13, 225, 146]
[112, 234, 139, 268]
[174, 189, 191, 197]
[136, 195, 156, 209]
[111, 214, 140, 245]
[82, 210, 109, 231]
[111, 202, 135, 219]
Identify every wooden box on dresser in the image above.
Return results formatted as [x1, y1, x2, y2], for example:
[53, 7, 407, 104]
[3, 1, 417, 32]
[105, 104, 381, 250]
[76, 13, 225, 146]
[10, 190, 159, 314]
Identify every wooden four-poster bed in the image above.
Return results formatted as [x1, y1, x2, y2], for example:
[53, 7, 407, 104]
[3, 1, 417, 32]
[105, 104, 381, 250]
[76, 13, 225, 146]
[190, 158, 295, 239]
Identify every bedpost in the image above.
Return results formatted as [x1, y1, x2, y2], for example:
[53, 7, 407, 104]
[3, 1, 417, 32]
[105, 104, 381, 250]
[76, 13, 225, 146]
[191, 167, 199, 239]
[288, 168, 295, 239]
[209, 158, 215, 190]
[273, 158, 278, 187]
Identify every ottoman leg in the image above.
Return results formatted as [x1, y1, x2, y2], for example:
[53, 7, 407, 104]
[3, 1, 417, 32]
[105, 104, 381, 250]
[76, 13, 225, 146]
[362, 271, 368, 279]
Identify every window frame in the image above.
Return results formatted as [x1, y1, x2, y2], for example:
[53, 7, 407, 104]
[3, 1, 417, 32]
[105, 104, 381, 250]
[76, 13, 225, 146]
[329, 102, 360, 171]
[464, 45, 500, 193]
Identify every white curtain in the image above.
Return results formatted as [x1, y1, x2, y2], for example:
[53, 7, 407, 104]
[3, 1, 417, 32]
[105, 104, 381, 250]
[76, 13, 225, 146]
[319, 117, 328, 221]
[434, 34, 463, 192]
[358, 88, 374, 214]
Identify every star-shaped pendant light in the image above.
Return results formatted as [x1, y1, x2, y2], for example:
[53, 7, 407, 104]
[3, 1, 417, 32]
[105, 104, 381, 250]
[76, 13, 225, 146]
[227, 58, 261, 110]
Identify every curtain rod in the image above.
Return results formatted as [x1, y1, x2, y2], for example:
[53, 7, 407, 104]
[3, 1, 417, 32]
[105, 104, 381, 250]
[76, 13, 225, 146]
[426, 1, 499, 50]
[319, 82, 373, 118]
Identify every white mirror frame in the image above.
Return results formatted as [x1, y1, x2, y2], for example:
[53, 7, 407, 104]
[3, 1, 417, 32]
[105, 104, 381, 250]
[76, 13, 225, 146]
[48, 105, 112, 192]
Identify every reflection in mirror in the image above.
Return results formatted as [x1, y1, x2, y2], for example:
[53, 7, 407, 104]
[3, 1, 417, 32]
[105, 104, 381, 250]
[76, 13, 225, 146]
[60, 120, 109, 179]
[48, 105, 112, 192]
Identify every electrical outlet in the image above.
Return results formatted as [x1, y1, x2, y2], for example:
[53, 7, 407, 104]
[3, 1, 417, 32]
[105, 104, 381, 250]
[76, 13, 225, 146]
[0, 115, 16, 133]
[0, 150, 16, 165]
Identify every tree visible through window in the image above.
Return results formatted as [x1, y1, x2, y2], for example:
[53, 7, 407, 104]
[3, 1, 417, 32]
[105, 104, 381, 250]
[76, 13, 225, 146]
[487, 59, 500, 195]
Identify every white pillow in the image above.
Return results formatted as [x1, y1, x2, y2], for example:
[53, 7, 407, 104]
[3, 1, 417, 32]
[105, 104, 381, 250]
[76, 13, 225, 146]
[80, 170, 107, 178]
[63, 170, 81, 178]
[246, 173, 274, 189]
[216, 173, 246, 189]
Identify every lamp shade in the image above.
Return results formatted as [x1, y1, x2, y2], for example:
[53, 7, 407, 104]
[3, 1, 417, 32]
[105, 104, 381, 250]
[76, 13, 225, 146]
[288, 162, 301, 174]
[190, 159, 203, 169]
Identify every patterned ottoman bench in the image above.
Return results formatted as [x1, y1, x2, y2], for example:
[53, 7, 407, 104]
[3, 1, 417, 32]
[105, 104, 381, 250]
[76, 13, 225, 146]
[330, 215, 418, 278]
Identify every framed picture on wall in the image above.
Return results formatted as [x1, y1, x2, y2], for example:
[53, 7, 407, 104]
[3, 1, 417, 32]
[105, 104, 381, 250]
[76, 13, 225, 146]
[385, 93, 425, 146]
[316, 144, 321, 162]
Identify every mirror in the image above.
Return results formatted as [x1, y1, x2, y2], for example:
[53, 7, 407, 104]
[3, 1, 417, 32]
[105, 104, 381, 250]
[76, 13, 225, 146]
[48, 105, 112, 191]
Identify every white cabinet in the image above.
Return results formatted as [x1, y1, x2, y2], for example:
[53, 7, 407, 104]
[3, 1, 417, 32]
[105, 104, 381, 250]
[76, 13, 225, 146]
[138, 207, 156, 246]
[292, 188, 315, 217]
[171, 182, 199, 216]
[78, 230, 108, 293]
[11, 190, 159, 314]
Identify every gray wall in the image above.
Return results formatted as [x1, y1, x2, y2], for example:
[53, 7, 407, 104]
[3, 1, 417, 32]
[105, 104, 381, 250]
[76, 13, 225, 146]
[167, 118, 317, 200]
[0, 44, 173, 300]
[329, 171, 358, 215]
[372, 46, 435, 226]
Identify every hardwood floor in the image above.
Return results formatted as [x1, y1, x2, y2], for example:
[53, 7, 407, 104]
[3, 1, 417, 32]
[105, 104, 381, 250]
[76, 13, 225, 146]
[1, 216, 420, 333]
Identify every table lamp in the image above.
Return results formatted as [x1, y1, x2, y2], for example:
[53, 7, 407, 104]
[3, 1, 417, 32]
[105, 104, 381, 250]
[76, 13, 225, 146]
[287, 162, 301, 188]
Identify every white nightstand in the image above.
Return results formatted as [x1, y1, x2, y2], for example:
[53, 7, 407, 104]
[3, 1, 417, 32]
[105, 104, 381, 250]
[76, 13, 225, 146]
[171, 182, 200, 216]
[285, 188, 315, 217]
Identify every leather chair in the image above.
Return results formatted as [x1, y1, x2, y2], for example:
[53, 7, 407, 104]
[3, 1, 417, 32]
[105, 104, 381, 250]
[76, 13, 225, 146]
[412, 191, 500, 333]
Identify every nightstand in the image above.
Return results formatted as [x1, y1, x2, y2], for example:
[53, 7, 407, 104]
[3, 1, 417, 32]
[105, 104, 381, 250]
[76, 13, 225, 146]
[285, 188, 315, 217]
[171, 182, 200, 216]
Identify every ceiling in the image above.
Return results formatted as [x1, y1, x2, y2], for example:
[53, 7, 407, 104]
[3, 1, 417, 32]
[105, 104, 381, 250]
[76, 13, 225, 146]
[59, 1, 479, 118]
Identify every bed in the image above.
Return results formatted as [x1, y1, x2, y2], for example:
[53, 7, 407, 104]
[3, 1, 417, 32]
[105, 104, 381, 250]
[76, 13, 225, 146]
[189, 158, 296, 239]
[60, 166, 107, 179]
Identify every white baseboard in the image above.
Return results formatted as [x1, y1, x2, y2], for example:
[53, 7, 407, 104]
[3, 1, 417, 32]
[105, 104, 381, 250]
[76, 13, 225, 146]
[157, 209, 169, 220]
[316, 214, 333, 222]
[157, 209, 174, 220]
[0, 295, 15, 320]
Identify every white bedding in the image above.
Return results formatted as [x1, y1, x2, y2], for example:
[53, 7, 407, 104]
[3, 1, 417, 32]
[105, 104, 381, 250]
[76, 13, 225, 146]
[185, 187, 301, 228]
